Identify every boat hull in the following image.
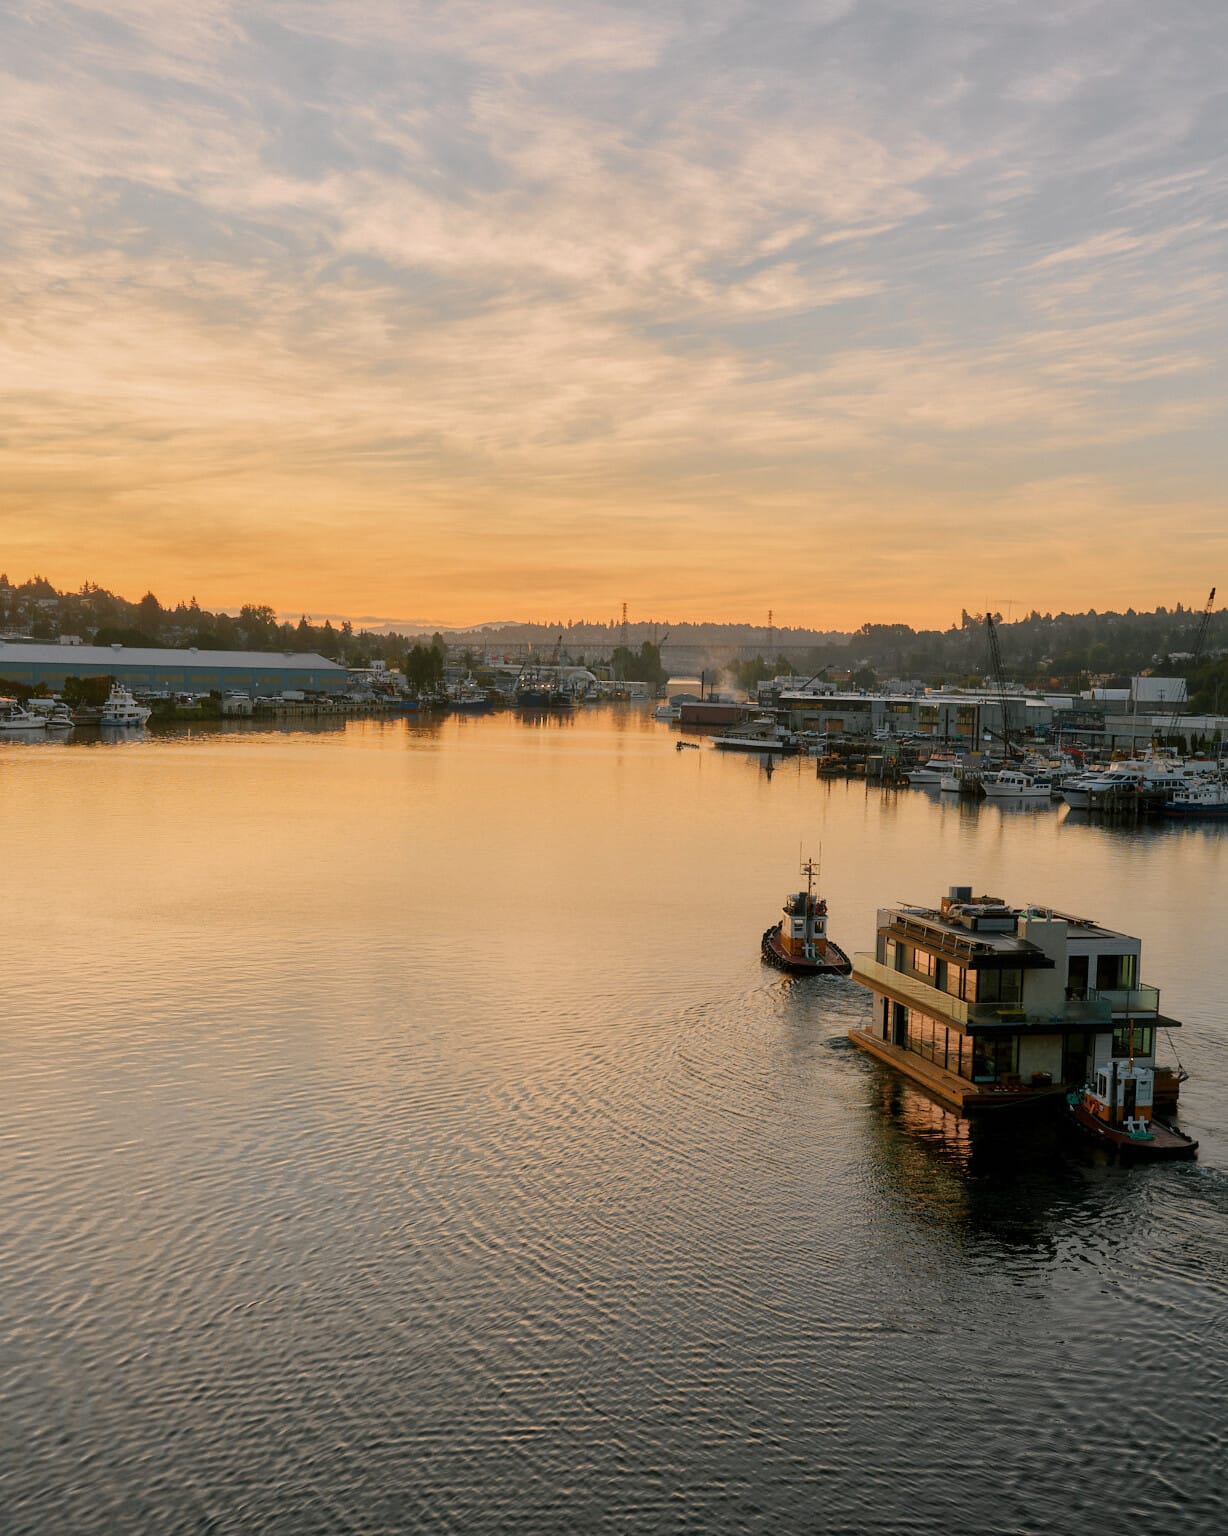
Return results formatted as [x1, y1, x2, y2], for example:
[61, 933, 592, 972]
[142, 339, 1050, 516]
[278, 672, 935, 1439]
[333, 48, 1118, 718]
[715, 738, 799, 754]
[1067, 1100, 1198, 1159]
[761, 924, 851, 976]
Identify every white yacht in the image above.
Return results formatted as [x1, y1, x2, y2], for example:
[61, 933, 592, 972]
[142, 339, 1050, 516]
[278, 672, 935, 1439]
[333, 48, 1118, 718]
[712, 716, 800, 754]
[983, 769, 1053, 800]
[42, 703, 75, 730]
[0, 698, 49, 731]
[99, 685, 152, 727]
[906, 754, 961, 786]
[1061, 759, 1190, 810]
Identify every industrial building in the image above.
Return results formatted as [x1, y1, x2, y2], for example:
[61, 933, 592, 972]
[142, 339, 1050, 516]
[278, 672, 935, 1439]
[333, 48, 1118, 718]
[0, 640, 348, 695]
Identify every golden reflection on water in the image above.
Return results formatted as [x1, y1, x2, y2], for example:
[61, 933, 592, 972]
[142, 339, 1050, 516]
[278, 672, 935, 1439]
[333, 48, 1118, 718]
[2, 708, 1227, 1536]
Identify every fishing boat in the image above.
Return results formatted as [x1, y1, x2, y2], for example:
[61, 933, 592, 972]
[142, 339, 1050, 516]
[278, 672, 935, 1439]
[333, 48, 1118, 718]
[1159, 779, 1228, 817]
[1067, 1059, 1197, 1159]
[761, 859, 851, 976]
[450, 678, 494, 713]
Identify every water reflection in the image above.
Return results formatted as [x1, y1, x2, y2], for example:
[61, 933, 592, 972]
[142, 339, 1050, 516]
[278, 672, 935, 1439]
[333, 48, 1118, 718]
[1, 710, 1226, 1536]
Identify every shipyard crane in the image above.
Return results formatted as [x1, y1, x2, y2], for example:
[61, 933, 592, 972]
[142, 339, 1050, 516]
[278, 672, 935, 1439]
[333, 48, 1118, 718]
[984, 610, 1020, 759]
[1159, 587, 1216, 748]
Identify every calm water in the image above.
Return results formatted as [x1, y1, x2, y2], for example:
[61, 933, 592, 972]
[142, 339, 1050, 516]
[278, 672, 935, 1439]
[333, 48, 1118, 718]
[2, 709, 1225, 1535]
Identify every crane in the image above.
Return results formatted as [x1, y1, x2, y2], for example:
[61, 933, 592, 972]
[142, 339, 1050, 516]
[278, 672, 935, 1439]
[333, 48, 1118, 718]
[1160, 587, 1215, 748]
[984, 610, 1018, 759]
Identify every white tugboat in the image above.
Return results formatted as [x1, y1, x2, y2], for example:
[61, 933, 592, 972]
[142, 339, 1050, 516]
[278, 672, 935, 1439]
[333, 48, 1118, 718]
[99, 685, 152, 727]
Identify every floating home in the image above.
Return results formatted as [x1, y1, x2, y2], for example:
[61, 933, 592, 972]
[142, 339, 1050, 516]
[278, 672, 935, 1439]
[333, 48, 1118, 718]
[849, 888, 1183, 1113]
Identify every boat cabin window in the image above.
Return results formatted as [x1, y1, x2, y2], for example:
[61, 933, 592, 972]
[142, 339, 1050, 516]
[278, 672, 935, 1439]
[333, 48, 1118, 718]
[1097, 1072, 1108, 1098]
[972, 968, 1023, 1005]
[1111, 1025, 1154, 1059]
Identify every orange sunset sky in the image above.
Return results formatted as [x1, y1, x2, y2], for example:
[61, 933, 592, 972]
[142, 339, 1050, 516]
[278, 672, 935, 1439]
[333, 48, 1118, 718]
[2, 2, 1225, 630]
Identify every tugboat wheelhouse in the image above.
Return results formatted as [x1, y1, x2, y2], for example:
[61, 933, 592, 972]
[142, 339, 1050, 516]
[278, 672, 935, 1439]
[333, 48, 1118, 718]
[849, 887, 1183, 1113]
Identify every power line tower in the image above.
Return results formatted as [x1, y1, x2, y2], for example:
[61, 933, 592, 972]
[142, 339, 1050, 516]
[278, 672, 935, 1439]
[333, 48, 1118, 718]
[620, 601, 629, 650]
[767, 608, 775, 657]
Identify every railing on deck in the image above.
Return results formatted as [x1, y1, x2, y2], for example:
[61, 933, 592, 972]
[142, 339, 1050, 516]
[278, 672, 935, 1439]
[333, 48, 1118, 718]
[1066, 984, 1160, 1016]
[854, 954, 1118, 1028]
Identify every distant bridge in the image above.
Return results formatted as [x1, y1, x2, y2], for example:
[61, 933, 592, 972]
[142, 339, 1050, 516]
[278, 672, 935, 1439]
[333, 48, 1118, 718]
[451, 639, 833, 675]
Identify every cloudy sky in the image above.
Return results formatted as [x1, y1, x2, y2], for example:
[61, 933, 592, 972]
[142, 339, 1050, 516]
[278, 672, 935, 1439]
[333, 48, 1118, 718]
[2, 1, 1225, 627]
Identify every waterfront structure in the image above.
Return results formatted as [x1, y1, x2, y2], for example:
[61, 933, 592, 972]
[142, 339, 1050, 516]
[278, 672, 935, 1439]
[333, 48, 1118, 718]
[775, 689, 1033, 743]
[850, 888, 1182, 1113]
[0, 641, 348, 695]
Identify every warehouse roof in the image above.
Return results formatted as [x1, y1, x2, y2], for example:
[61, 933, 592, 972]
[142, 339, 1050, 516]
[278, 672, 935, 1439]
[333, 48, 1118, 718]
[0, 641, 346, 671]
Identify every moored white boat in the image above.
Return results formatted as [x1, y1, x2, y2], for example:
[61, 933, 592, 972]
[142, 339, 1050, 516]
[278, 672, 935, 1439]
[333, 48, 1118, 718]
[982, 769, 1053, 800]
[906, 754, 961, 785]
[0, 698, 49, 731]
[99, 685, 152, 727]
[1061, 758, 1190, 809]
[713, 716, 799, 754]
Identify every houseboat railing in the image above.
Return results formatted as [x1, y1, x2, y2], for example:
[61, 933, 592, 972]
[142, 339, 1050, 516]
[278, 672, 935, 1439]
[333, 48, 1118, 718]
[1065, 984, 1160, 1015]
[853, 954, 1119, 1028]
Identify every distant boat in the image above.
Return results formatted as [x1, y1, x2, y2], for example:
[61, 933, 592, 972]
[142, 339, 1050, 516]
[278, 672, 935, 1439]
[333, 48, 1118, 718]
[982, 769, 1053, 800]
[41, 703, 75, 731]
[906, 754, 961, 785]
[761, 859, 851, 976]
[99, 685, 151, 727]
[0, 699, 49, 732]
[450, 678, 494, 713]
[1159, 779, 1228, 817]
[713, 716, 799, 755]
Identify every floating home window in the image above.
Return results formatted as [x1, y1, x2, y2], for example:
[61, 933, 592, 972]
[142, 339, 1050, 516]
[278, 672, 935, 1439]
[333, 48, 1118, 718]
[1112, 1026, 1154, 1059]
[973, 968, 1023, 1005]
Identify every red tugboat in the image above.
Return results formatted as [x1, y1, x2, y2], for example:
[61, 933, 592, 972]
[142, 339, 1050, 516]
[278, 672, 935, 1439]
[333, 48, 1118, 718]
[761, 858, 852, 976]
[1068, 1039, 1198, 1160]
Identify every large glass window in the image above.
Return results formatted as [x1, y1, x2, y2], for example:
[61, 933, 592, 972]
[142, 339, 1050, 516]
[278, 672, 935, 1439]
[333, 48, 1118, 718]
[1112, 1025, 1154, 1059]
[1096, 953, 1137, 990]
[974, 968, 1023, 1005]
[972, 1034, 1019, 1082]
[913, 949, 936, 980]
[945, 963, 966, 1000]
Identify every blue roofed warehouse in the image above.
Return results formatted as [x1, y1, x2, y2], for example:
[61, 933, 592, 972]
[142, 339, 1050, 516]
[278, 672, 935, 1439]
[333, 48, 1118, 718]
[0, 641, 349, 695]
